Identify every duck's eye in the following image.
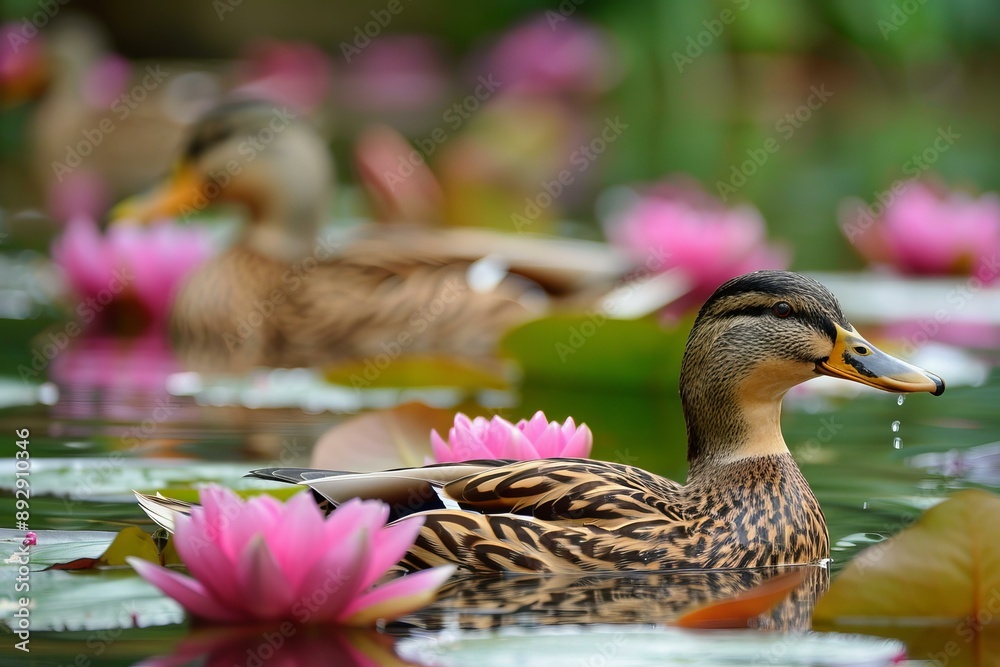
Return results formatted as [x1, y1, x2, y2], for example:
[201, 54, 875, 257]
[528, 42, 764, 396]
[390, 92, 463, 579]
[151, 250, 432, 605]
[772, 302, 793, 318]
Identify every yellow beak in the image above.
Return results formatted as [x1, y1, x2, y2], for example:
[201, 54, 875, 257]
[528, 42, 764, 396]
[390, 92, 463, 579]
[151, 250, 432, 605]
[110, 164, 205, 225]
[816, 323, 945, 396]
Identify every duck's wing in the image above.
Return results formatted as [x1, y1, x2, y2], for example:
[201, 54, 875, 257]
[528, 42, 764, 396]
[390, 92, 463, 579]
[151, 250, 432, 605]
[397, 459, 689, 573]
[134, 492, 196, 533]
[247, 463, 506, 518]
[254, 460, 691, 573]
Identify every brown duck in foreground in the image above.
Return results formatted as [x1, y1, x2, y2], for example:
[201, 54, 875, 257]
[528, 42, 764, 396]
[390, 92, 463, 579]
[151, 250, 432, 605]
[138, 271, 944, 574]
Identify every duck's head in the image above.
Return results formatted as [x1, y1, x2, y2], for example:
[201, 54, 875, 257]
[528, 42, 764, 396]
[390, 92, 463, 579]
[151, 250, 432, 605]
[681, 270, 944, 467]
[112, 99, 332, 261]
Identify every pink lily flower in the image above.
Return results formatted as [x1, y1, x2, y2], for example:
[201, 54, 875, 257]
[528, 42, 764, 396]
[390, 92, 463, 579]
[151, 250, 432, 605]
[51, 216, 213, 329]
[431, 411, 593, 463]
[603, 179, 789, 315]
[840, 181, 1000, 280]
[484, 14, 621, 99]
[128, 486, 453, 626]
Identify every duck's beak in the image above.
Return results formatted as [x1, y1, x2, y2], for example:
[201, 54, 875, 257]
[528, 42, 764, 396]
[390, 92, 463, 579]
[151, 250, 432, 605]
[816, 323, 945, 396]
[110, 163, 204, 225]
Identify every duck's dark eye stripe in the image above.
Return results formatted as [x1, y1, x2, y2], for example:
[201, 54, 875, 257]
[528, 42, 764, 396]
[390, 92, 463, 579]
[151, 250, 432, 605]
[711, 305, 776, 320]
[185, 123, 236, 160]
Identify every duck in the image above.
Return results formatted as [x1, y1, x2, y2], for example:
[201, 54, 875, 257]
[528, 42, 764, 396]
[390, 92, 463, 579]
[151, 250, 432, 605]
[137, 270, 945, 573]
[113, 100, 633, 371]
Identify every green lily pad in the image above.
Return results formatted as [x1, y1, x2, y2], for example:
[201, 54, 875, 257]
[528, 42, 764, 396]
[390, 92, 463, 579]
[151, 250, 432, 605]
[0, 529, 183, 632]
[324, 355, 512, 390]
[814, 490, 1000, 667]
[501, 314, 687, 389]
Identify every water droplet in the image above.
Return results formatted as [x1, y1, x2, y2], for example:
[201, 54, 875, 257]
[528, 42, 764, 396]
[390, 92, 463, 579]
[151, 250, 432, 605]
[862, 501, 868, 510]
[897, 395, 906, 406]
[893, 437, 902, 449]
[891, 420, 900, 433]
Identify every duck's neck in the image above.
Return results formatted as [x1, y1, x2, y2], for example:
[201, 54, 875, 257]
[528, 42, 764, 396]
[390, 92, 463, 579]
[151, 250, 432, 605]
[244, 208, 324, 264]
[681, 355, 792, 478]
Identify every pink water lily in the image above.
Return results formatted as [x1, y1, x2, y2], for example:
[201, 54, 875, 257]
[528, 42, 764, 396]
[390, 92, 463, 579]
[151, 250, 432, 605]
[484, 14, 620, 98]
[840, 181, 1000, 280]
[51, 216, 213, 328]
[431, 411, 593, 463]
[603, 178, 789, 315]
[128, 486, 453, 626]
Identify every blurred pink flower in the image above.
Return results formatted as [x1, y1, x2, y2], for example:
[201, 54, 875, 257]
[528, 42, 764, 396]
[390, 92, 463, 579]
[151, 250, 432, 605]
[82, 54, 131, 109]
[603, 179, 789, 313]
[128, 487, 453, 626]
[484, 14, 620, 98]
[134, 627, 398, 667]
[840, 181, 1000, 280]
[51, 216, 213, 327]
[234, 40, 333, 114]
[339, 35, 450, 114]
[431, 412, 592, 463]
[1, 21, 47, 102]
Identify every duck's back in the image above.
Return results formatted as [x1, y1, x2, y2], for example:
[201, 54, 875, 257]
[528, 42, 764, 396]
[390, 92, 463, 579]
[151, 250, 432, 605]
[171, 244, 536, 370]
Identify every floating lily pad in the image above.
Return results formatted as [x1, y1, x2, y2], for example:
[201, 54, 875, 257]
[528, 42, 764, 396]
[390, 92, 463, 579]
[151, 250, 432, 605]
[501, 314, 686, 389]
[815, 490, 1000, 622]
[396, 626, 906, 667]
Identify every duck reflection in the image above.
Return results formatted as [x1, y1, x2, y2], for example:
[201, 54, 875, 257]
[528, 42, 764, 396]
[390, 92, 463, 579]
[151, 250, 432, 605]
[394, 563, 827, 633]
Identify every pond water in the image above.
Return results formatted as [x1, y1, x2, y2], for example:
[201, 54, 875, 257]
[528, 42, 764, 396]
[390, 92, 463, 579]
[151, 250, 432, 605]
[1, 278, 998, 666]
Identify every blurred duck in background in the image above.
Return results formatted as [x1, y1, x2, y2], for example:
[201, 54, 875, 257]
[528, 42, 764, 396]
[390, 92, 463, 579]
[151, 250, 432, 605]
[28, 15, 221, 215]
[44, 36, 334, 336]
[112, 99, 656, 372]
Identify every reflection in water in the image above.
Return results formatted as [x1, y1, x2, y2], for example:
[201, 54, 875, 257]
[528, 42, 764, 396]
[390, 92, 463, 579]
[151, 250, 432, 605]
[135, 625, 416, 667]
[47, 333, 190, 424]
[394, 564, 828, 632]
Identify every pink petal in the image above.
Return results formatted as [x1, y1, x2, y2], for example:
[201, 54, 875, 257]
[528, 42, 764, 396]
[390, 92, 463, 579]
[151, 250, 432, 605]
[172, 513, 244, 610]
[562, 423, 593, 458]
[127, 557, 246, 624]
[192, 486, 246, 560]
[340, 565, 455, 626]
[293, 528, 371, 623]
[359, 517, 424, 589]
[220, 493, 284, 557]
[430, 429, 454, 462]
[264, 491, 329, 588]
[235, 535, 297, 619]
